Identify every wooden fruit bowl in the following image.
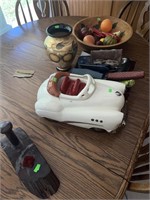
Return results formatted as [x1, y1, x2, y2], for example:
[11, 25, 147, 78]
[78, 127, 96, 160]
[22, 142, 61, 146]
[73, 16, 133, 52]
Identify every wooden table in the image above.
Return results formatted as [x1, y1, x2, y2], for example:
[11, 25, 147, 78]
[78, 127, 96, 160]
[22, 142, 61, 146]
[0, 16, 149, 199]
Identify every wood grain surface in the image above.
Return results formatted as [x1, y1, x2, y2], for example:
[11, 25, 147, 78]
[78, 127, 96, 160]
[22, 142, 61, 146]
[0, 16, 149, 199]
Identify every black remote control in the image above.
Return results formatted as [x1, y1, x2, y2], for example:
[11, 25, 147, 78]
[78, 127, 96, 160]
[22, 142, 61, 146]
[0, 121, 60, 199]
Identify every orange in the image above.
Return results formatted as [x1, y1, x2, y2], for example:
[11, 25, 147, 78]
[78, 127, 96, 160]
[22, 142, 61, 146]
[83, 35, 95, 45]
[100, 19, 112, 33]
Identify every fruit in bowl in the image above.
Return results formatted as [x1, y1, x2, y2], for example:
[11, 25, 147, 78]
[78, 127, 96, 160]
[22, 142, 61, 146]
[73, 16, 133, 51]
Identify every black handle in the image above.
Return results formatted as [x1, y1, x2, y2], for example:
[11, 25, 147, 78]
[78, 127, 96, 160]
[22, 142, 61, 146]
[0, 121, 20, 146]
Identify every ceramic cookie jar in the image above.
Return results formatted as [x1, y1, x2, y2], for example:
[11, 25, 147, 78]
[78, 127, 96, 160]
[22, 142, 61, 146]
[44, 23, 78, 71]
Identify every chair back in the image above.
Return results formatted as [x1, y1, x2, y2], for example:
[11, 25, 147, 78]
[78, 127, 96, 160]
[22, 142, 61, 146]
[33, 0, 70, 18]
[33, 0, 50, 18]
[15, 0, 34, 26]
[128, 118, 150, 193]
[136, 1, 150, 40]
[15, 0, 70, 26]
[117, 1, 149, 41]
